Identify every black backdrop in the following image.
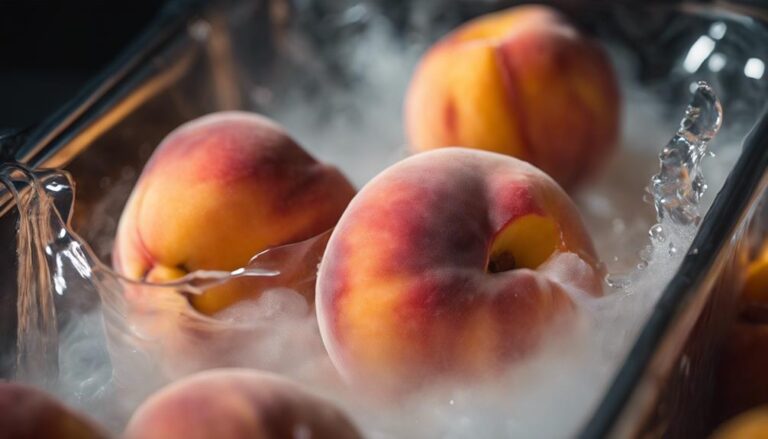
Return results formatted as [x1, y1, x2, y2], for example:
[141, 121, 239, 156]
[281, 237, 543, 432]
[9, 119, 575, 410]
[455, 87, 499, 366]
[0, 1, 162, 131]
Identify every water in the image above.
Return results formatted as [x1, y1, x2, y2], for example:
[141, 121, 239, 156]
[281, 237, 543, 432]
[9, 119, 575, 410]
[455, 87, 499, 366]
[647, 81, 723, 227]
[0, 163, 313, 382]
[2, 81, 725, 437]
[649, 223, 666, 243]
[0, 165, 70, 387]
[603, 82, 723, 289]
[605, 273, 632, 290]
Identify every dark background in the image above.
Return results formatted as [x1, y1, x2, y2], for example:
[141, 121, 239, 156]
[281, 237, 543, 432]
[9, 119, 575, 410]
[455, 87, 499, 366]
[0, 1, 164, 131]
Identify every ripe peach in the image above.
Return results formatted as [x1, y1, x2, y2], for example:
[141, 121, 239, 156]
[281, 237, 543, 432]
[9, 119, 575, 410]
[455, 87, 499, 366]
[316, 148, 602, 390]
[0, 382, 108, 439]
[113, 111, 356, 315]
[405, 5, 620, 189]
[743, 244, 768, 305]
[124, 369, 361, 439]
[711, 406, 768, 439]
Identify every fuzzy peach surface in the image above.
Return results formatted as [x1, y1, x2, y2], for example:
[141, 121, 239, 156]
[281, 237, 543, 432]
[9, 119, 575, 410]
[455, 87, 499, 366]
[124, 369, 361, 439]
[743, 244, 768, 305]
[405, 5, 620, 189]
[712, 405, 768, 439]
[113, 111, 356, 315]
[316, 148, 602, 391]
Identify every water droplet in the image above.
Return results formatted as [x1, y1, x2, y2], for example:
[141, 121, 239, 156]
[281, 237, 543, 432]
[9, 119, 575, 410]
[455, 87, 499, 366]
[639, 245, 654, 262]
[668, 243, 678, 256]
[449, 399, 455, 405]
[605, 273, 631, 289]
[649, 224, 666, 243]
[637, 261, 648, 270]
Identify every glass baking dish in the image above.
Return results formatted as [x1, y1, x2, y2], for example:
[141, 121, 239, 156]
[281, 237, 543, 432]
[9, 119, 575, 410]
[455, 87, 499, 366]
[1, 0, 768, 437]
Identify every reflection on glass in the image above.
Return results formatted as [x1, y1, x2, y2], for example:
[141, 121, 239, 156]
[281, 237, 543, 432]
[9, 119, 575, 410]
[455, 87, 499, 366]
[745, 57, 765, 79]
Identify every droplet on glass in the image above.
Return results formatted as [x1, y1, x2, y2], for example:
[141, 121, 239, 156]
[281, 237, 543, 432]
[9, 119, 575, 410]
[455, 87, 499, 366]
[668, 242, 678, 256]
[605, 273, 631, 289]
[649, 224, 666, 243]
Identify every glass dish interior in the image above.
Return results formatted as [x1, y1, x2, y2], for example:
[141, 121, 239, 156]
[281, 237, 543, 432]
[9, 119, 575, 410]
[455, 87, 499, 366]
[2, 0, 768, 437]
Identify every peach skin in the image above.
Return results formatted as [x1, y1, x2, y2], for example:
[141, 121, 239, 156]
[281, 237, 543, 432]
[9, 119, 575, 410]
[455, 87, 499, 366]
[124, 369, 361, 439]
[743, 243, 768, 306]
[711, 406, 768, 439]
[113, 111, 356, 315]
[0, 382, 108, 439]
[405, 5, 620, 189]
[316, 148, 602, 391]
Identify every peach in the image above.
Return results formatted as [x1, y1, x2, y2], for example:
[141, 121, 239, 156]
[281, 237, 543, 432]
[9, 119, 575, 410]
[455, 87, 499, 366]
[711, 406, 768, 439]
[405, 5, 620, 189]
[113, 111, 356, 315]
[316, 148, 602, 390]
[124, 369, 361, 439]
[743, 244, 768, 305]
[0, 382, 108, 438]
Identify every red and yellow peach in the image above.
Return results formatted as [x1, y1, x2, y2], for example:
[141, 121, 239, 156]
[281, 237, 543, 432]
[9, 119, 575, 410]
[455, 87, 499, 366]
[316, 148, 602, 390]
[711, 406, 768, 439]
[743, 244, 768, 306]
[113, 111, 356, 315]
[124, 369, 361, 439]
[405, 5, 620, 189]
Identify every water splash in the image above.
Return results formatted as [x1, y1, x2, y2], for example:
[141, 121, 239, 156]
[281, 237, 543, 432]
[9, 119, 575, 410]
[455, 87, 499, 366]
[647, 81, 723, 226]
[0, 165, 72, 386]
[604, 82, 722, 289]
[1, 162, 330, 389]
